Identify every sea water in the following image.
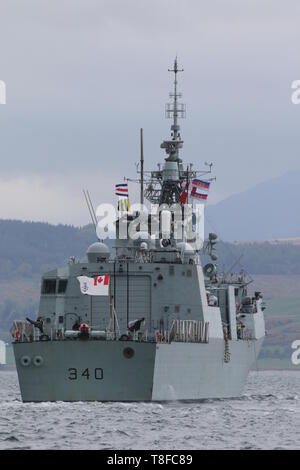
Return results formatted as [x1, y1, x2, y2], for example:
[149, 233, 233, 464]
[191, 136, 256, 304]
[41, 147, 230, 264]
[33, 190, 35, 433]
[0, 370, 299, 450]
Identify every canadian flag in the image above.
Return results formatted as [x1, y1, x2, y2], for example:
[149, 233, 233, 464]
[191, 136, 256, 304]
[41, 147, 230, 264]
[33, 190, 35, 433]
[77, 275, 110, 296]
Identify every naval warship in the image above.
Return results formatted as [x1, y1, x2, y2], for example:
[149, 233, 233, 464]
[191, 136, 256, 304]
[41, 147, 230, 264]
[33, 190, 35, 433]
[11, 60, 266, 402]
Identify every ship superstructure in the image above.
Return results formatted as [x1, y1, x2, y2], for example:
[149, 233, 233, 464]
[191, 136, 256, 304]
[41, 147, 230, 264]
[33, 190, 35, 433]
[11, 60, 266, 402]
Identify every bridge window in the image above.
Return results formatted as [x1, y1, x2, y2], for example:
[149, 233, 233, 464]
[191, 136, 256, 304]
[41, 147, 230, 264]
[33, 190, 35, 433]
[58, 279, 68, 294]
[42, 279, 56, 294]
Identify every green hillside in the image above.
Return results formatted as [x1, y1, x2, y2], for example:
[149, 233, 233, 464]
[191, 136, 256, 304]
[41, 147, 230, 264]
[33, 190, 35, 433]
[0, 219, 96, 280]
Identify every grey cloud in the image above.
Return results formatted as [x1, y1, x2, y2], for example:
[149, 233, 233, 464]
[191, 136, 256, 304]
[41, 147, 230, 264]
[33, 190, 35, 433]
[0, 0, 299, 223]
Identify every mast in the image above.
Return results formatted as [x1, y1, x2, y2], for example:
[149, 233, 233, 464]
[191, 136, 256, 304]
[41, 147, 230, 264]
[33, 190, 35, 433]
[170, 56, 181, 141]
[159, 57, 185, 204]
[140, 128, 144, 205]
[134, 58, 213, 207]
[161, 57, 185, 163]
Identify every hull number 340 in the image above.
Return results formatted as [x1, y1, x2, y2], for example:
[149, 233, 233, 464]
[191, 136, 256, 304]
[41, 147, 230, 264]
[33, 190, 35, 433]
[68, 368, 103, 380]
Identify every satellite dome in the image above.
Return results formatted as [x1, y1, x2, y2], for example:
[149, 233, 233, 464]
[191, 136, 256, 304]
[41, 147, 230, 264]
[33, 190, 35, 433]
[86, 242, 111, 263]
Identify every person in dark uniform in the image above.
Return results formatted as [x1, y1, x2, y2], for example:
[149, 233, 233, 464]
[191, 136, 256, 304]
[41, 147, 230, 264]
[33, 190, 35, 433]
[72, 319, 81, 331]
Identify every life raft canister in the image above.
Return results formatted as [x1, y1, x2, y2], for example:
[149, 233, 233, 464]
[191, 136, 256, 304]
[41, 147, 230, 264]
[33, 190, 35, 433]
[79, 322, 90, 340]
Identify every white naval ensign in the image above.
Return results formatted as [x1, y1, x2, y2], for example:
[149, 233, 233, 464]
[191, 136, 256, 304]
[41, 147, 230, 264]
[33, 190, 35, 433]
[77, 275, 110, 296]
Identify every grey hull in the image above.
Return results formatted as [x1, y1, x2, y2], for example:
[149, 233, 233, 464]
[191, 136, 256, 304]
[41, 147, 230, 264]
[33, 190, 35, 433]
[152, 338, 264, 400]
[13, 338, 264, 402]
[14, 340, 156, 402]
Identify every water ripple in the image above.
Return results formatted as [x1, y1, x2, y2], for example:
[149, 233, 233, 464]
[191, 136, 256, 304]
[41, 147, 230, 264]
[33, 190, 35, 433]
[0, 370, 300, 449]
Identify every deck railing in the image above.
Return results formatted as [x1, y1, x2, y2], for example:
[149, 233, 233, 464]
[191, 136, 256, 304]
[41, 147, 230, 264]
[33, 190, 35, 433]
[168, 320, 209, 343]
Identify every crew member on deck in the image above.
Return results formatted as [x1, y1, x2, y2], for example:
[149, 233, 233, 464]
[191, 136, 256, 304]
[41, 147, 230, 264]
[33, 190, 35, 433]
[72, 319, 81, 331]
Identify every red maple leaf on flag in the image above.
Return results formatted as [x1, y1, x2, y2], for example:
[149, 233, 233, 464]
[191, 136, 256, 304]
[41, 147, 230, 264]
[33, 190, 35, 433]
[93, 275, 110, 286]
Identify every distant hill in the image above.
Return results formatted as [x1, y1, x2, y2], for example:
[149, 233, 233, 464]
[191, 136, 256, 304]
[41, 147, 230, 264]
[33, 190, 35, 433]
[0, 219, 97, 280]
[1, 219, 300, 281]
[206, 171, 300, 241]
[214, 241, 300, 275]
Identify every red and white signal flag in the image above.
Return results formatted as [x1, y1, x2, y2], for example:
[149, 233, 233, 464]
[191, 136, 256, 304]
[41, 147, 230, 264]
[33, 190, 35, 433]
[77, 275, 110, 296]
[190, 179, 210, 202]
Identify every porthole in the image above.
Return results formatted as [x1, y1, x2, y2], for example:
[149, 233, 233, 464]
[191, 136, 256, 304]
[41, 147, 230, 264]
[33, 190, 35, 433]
[123, 347, 135, 359]
[20, 356, 31, 367]
[33, 356, 44, 367]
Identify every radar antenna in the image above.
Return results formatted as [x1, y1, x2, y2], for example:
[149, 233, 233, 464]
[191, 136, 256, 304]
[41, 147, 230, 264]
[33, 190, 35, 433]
[161, 57, 185, 162]
[126, 58, 214, 206]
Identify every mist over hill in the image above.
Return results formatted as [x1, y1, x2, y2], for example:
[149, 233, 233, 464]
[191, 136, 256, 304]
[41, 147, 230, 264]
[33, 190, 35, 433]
[206, 171, 300, 241]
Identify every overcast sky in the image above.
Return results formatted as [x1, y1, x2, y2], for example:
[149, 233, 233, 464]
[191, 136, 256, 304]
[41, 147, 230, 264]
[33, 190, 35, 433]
[0, 0, 299, 225]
